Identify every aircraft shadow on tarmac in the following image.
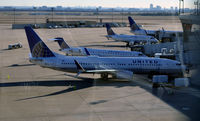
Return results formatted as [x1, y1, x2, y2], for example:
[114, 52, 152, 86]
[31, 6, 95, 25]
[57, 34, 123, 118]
[0, 48, 12, 53]
[0, 79, 94, 101]
[83, 44, 127, 48]
[0, 78, 133, 102]
[0, 72, 137, 102]
[7, 63, 36, 67]
[90, 40, 117, 43]
[1, 48, 10, 51]
[0, 73, 200, 120]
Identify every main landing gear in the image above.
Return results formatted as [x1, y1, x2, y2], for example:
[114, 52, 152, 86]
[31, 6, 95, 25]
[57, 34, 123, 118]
[100, 73, 108, 79]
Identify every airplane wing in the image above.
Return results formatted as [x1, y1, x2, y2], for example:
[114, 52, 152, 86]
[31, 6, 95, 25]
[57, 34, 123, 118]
[74, 60, 135, 79]
[86, 69, 117, 73]
[87, 69, 134, 79]
[74, 60, 118, 77]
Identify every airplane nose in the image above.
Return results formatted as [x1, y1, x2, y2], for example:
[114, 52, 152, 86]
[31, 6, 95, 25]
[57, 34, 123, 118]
[182, 65, 189, 74]
[185, 66, 190, 74]
[156, 39, 159, 42]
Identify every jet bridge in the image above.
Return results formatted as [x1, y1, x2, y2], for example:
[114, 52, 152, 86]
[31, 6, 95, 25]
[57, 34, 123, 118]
[131, 42, 178, 57]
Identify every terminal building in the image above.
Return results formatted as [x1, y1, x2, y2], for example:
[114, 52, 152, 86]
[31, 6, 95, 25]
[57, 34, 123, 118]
[179, 0, 200, 86]
[179, 15, 200, 66]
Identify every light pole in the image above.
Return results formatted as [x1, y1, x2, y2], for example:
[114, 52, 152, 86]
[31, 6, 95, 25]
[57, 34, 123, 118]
[197, 0, 199, 14]
[112, 8, 114, 23]
[51, 7, 54, 22]
[179, 0, 182, 15]
[33, 7, 37, 24]
[96, 8, 99, 23]
[13, 8, 16, 24]
[179, 0, 184, 14]
[194, 0, 198, 14]
[182, 0, 184, 13]
[121, 9, 124, 23]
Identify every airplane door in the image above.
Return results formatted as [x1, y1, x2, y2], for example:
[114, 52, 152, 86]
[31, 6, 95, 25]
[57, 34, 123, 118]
[157, 65, 160, 74]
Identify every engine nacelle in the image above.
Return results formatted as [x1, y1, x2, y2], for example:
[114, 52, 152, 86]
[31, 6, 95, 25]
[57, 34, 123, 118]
[128, 41, 135, 47]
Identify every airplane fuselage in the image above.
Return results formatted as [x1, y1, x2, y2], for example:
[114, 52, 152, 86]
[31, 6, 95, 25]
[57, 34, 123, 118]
[108, 34, 158, 44]
[30, 53, 185, 77]
[62, 47, 146, 57]
[131, 29, 182, 37]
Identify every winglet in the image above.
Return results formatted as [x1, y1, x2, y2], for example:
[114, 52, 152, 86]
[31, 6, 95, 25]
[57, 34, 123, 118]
[84, 48, 90, 56]
[128, 16, 140, 31]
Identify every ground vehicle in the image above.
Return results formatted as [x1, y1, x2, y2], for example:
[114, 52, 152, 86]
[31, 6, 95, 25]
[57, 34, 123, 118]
[8, 43, 22, 49]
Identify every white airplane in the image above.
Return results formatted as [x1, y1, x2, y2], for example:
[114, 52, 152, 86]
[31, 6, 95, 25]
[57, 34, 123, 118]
[128, 16, 182, 40]
[24, 26, 187, 79]
[51, 37, 146, 57]
[105, 23, 158, 47]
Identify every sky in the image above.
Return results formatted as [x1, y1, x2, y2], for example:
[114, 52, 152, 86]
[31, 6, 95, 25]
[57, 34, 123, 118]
[0, 0, 195, 9]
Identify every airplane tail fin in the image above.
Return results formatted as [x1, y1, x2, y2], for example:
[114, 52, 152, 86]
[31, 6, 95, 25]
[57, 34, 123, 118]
[105, 23, 115, 35]
[84, 48, 90, 56]
[24, 26, 55, 57]
[54, 37, 70, 50]
[128, 16, 140, 31]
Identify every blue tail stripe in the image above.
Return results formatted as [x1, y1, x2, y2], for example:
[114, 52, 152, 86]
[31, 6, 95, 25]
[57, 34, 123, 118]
[24, 26, 55, 57]
[128, 16, 134, 26]
[24, 26, 41, 52]
[105, 23, 111, 30]
[128, 16, 140, 30]
[105, 23, 115, 35]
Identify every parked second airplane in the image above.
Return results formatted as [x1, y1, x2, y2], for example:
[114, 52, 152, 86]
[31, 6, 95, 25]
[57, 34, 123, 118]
[105, 23, 158, 47]
[51, 37, 146, 57]
[24, 26, 186, 79]
[128, 16, 182, 40]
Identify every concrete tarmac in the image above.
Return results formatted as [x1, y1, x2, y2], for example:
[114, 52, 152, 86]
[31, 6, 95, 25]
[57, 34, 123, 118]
[0, 21, 200, 121]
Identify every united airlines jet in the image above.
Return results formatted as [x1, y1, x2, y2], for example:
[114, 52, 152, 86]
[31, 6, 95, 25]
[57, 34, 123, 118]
[51, 37, 146, 57]
[105, 24, 158, 47]
[128, 16, 182, 39]
[24, 26, 186, 79]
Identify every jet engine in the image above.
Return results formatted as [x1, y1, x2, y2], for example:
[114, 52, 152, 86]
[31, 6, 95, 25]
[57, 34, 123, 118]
[128, 41, 135, 47]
